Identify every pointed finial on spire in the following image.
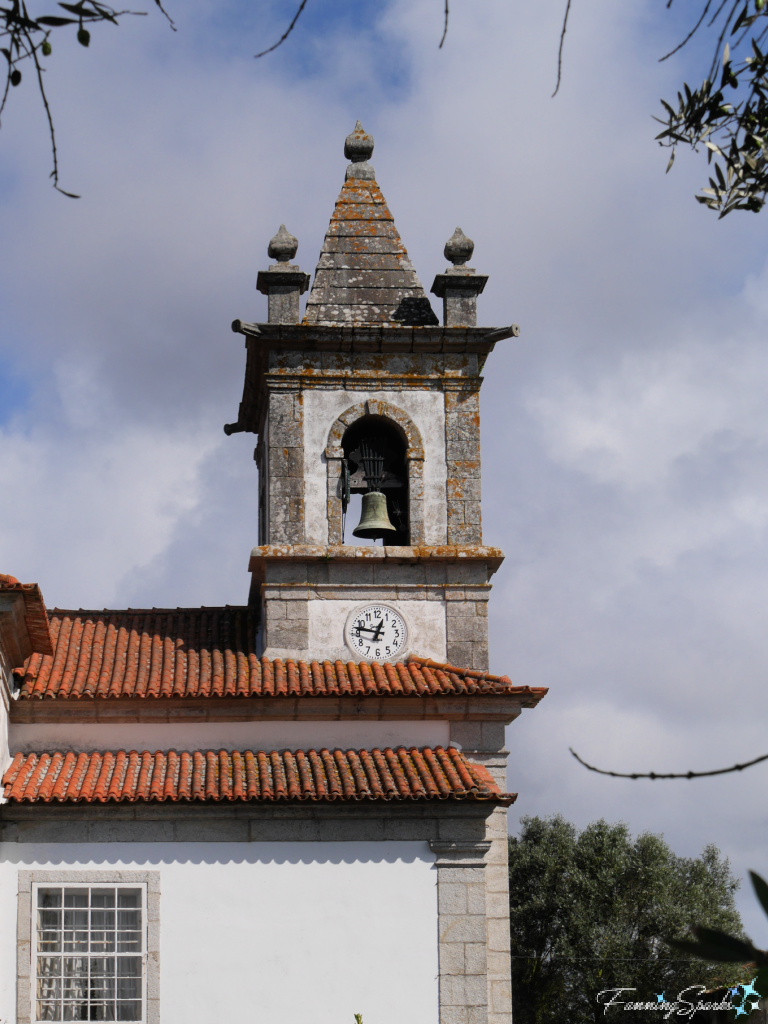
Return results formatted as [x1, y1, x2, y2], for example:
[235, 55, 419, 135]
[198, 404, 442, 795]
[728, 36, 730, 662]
[344, 120, 375, 181]
[444, 227, 474, 267]
[268, 224, 298, 263]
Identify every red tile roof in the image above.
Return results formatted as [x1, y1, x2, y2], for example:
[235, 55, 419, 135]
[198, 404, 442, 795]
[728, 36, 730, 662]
[14, 607, 545, 704]
[2, 746, 513, 805]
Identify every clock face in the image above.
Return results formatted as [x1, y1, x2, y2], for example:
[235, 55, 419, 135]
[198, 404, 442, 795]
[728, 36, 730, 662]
[345, 604, 408, 661]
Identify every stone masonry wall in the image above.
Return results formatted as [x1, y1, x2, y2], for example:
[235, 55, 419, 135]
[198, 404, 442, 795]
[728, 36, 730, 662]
[451, 722, 514, 1024]
[431, 840, 493, 1024]
[268, 390, 305, 544]
[257, 557, 491, 665]
[444, 560, 490, 671]
[445, 385, 482, 545]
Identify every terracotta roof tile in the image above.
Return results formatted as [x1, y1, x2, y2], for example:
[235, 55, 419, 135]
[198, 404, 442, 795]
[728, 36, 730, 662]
[2, 746, 514, 805]
[12, 607, 546, 704]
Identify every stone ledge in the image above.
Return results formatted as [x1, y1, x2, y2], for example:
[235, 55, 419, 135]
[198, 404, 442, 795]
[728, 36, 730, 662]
[250, 544, 504, 570]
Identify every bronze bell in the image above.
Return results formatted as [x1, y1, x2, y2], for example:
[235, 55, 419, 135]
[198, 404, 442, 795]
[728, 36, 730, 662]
[352, 491, 397, 540]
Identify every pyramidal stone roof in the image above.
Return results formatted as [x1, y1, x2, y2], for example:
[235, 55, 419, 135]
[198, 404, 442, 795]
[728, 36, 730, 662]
[303, 121, 439, 327]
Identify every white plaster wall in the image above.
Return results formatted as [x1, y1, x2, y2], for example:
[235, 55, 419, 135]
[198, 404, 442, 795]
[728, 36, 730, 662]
[0, 842, 439, 1024]
[308, 599, 446, 663]
[8, 719, 450, 754]
[303, 390, 447, 546]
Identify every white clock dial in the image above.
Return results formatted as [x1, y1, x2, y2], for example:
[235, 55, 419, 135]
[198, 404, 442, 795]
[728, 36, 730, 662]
[345, 604, 408, 661]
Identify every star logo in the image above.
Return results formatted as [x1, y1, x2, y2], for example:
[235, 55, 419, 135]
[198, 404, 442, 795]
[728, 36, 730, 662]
[655, 993, 665, 1004]
[741, 979, 760, 1001]
[731, 978, 762, 1017]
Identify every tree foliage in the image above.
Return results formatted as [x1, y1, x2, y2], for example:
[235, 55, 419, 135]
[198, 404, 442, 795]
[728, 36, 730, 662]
[508, 815, 746, 1024]
[654, 1, 768, 216]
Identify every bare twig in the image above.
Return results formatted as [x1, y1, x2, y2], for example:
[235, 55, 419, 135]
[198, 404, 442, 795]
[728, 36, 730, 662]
[659, 0, 713, 61]
[31, 35, 79, 196]
[151, 0, 174, 29]
[254, 0, 309, 59]
[1, 0, 173, 195]
[570, 746, 768, 779]
[552, 0, 572, 97]
[439, 0, 448, 48]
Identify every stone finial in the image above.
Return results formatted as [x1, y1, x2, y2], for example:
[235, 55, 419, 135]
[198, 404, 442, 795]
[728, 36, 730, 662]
[344, 120, 375, 181]
[344, 120, 374, 162]
[431, 227, 488, 327]
[444, 227, 474, 267]
[268, 224, 299, 263]
[257, 225, 310, 324]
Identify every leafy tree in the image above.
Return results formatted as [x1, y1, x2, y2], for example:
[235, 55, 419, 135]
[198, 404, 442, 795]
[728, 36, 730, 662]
[508, 815, 746, 1024]
[654, 1, 768, 216]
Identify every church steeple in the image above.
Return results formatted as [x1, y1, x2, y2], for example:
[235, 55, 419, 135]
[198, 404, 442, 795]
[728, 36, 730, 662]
[303, 121, 438, 327]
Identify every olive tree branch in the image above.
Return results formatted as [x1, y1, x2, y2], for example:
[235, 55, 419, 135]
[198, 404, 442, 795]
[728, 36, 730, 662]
[552, 0, 572, 97]
[1, 0, 174, 195]
[254, 0, 309, 59]
[570, 746, 768, 779]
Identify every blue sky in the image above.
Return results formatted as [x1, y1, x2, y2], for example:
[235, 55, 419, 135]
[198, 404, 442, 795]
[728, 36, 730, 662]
[3, 0, 768, 947]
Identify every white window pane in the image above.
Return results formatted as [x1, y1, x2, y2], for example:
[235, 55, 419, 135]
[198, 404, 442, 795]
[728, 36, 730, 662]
[116, 1002, 141, 1021]
[37, 1000, 61, 1020]
[37, 886, 143, 1024]
[37, 977, 61, 1000]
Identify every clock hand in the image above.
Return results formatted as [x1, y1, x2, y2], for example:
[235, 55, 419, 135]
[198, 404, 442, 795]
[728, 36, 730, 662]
[371, 620, 385, 641]
[354, 624, 381, 635]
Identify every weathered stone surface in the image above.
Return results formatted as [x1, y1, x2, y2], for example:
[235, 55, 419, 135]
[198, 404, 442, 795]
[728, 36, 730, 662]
[304, 174, 438, 327]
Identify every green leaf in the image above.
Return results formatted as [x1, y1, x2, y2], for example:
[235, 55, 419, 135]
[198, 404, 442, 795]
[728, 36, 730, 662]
[666, 149, 676, 173]
[77, 26, 90, 46]
[36, 16, 77, 26]
[668, 935, 754, 962]
[749, 872, 768, 919]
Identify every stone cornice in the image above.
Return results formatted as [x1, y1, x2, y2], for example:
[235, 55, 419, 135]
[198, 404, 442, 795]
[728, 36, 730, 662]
[249, 544, 505, 572]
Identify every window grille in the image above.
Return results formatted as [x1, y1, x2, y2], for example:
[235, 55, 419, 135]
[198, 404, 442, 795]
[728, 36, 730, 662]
[33, 886, 145, 1023]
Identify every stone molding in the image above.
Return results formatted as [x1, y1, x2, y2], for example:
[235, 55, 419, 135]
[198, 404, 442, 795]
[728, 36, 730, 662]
[430, 839, 492, 867]
[249, 544, 504, 567]
[16, 869, 160, 1024]
[1, 801, 496, 845]
[324, 398, 425, 459]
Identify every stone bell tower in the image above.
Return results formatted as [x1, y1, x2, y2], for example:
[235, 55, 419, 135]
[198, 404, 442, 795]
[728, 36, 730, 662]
[222, 119, 532, 1024]
[225, 121, 519, 668]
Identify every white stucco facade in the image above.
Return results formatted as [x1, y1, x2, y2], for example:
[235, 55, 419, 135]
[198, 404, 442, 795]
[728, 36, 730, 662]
[302, 390, 447, 546]
[8, 720, 451, 755]
[309, 597, 447, 664]
[0, 842, 439, 1024]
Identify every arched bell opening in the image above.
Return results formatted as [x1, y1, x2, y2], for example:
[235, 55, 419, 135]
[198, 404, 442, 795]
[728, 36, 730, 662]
[341, 415, 409, 545]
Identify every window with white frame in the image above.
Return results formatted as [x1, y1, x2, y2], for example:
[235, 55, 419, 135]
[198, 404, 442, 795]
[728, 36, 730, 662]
[33, 885, 146, 1023]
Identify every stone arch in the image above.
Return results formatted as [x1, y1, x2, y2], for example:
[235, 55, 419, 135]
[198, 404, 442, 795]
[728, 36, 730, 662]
[324, 399, 425, 545]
